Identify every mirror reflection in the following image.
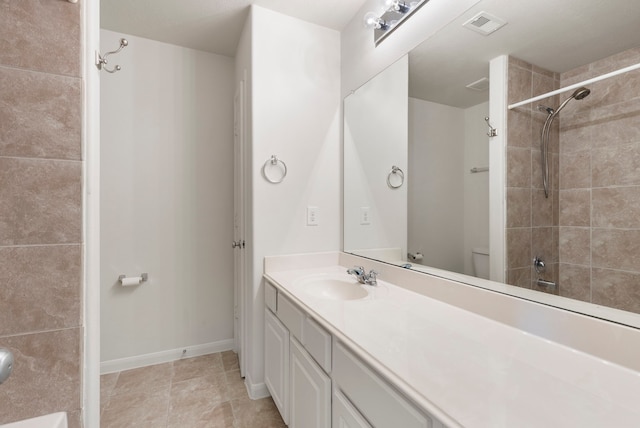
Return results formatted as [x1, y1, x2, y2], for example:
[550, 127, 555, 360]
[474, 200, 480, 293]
[343, 0, 640, 324]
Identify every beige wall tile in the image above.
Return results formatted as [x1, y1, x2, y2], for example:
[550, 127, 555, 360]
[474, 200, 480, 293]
[507, 267, 531, 289]
[591, 105, 640, 148]
[560, 150, 590, 189]
[592, 268, 640, 313]
[592, 229, 640, 271]
[0, 245, 81, 336]
[559, 227, 590, 265]
[593, 186, 640, 228]
[507, 188, 531, 227]
[532, 189, 553, 227]
[507, 147, 532, 188]
[531, 149, 543, 189]
[532, 227, 553, 265]
[552, 189, 560, 226]
[0, 158, 81, 245]
[508, 56, 532, 71]
[507, 228, 531, 269]
[508, 65, 532, 104]
[558, 117, 592, 153]
[560, 62, 591, 84]
[558, 264, 591, 302]
[0, 0, 80, 76]
[559, 189, 590, 227]
[551, 226, 559, 263]
[507, 108, 532, 148]
[592, 141, 640, 187]
[0, 328, 81, 424]
[0, 66, 81, 160]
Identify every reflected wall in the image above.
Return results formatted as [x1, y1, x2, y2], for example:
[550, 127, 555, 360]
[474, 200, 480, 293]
[344, 56, 408, 259]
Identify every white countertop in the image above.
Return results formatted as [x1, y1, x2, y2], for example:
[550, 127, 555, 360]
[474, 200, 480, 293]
[264, 264, 640, 428]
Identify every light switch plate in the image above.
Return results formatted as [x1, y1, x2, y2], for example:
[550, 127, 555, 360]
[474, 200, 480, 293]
[307, 206, 319, 226]
[360, 207, 371, 225]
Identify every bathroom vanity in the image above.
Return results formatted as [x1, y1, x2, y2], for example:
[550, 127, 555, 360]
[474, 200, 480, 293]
[263, 252, 640, 428]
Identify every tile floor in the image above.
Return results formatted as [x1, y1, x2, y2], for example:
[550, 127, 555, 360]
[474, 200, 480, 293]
[100, 351, 286, 428]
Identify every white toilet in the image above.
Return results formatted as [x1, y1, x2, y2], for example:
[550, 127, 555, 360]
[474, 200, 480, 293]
[472, 247, 490, 279]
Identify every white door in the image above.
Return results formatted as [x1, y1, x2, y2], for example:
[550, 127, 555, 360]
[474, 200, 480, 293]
[233, 79, 246, 377]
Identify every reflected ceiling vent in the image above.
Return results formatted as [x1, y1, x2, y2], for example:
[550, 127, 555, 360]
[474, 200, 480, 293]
[463, 11, 507, 36]
[466, 77, 490, 92]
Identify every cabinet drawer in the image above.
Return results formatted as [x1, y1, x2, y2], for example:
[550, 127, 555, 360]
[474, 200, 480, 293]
[303, 316, 332, 373]
[333, 342, 432, 428]
[265, 280, 278, 313]
[277, 293, 304, 341]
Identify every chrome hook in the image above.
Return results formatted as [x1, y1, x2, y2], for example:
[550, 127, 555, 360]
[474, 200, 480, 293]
[484, 116, 497, 137]
[96, 38, 128, 73]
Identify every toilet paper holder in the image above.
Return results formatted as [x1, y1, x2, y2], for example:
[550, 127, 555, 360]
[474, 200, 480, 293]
[118, 273, 148, 284]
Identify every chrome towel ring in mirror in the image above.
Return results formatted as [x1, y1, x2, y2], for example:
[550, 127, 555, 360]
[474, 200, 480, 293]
[263, 155, 288, 184]
[387, 165, 404, 189]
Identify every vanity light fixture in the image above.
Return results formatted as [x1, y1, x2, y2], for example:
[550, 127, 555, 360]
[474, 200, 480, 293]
[364, 12, 389, 30]
[382, 0, 413, 14]
[365, 0, 429, 46]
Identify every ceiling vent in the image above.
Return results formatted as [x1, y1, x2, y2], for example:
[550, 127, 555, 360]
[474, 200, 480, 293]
[466, 77, 490, 92]
[463, 12, 507, 36]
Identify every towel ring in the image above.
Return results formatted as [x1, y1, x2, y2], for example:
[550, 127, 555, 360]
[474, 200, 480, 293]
[387, 165, 404, 189]
[263, 155, 287, 184]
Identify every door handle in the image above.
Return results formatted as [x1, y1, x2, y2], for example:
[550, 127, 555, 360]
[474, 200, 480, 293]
[232, 240, 245, 249]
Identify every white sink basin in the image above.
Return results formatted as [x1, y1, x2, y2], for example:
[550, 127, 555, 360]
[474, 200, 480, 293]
[297, 276, 368, 300]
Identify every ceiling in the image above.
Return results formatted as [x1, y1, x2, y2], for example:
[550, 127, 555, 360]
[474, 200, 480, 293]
[101, 0, 369, 57]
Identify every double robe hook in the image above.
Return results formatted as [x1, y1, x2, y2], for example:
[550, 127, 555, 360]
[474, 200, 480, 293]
[96, 38, 128, 73]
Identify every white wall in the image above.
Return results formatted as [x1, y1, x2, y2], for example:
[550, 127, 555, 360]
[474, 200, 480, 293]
[463, 102, 490, 275]
[408, 98, 465, 272]
[407, 99, 489, 275]
[100, 30, 235, 365]
[246, 6, 342, 394]
[344, 57, 408, 257]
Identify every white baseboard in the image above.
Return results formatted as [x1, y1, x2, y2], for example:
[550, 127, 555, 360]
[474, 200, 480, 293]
[244, 372, 270, 399]
[100, 339, 235, 374]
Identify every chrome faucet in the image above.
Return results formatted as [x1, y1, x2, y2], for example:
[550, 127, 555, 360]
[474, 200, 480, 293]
[347, 266, 379, 286]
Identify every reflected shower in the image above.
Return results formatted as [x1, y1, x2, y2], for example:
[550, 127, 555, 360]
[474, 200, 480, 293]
[538, 87, 591, 197]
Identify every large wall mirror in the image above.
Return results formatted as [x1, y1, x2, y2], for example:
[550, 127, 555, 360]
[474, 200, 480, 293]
[344, 0, 640, 328]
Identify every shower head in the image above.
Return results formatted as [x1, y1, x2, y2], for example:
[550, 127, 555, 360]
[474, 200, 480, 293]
[572, 87, 591, 100]
[554, 86, 591, 115]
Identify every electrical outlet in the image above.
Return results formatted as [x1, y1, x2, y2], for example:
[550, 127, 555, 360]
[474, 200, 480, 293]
[307, 206, 319, 226]
[360, 207, 371, 225]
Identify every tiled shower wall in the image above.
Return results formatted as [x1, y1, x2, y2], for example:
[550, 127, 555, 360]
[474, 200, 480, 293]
[505, 57, 560, 293]
[558, 48, 640, 313]
[0, 1, 83, 426]
[506, 48, 640, 315]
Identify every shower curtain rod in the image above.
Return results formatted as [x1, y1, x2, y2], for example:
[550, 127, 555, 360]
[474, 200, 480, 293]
[508, 61, 640, 110]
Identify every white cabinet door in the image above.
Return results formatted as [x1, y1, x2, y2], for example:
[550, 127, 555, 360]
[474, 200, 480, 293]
[333, 388, 372, 428]
[290, 338, 331, 428]
[265, 308, 289, 425]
